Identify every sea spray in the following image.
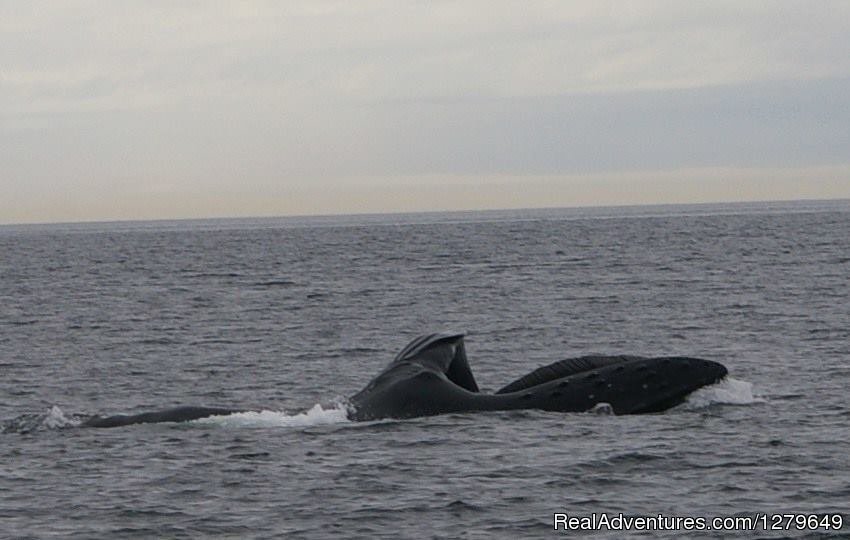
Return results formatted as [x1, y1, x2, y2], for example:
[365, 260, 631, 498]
[683, 377, 764, 409]
[191, 403, 351, 428]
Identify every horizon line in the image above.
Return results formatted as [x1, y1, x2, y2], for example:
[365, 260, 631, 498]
[3, 196, 848, 229]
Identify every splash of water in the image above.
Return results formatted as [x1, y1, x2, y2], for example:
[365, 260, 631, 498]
[42, 405, 79, 429]
[1, 405, 81, 434]
[191, 403, 351, 428]
[684, 377, 764, 409]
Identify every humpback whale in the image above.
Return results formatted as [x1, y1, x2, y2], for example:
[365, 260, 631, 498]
[81, 406, 242, 428]
[347, 333, 727, 420]
[80, 333, 728, 428]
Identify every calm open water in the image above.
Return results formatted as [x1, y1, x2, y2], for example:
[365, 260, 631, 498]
[2, 200, 849, 539]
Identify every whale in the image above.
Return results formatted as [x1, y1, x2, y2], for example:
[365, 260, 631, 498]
[81, 405, 243, 428]
[79, 332, 728, 428]
[347, 333, 728, 420]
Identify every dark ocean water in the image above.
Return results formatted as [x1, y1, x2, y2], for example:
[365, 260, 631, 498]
[1, 200, 849, 539]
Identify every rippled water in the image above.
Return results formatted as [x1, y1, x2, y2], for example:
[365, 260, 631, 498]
[2, 200, 849, 539]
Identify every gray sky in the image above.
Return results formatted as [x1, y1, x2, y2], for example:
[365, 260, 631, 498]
[3, 1, 850, 224]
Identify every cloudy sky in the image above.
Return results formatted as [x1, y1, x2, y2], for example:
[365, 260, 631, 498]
[2, 1, 850, 223]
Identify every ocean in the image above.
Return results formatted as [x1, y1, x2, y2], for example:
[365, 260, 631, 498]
[1, 200, 848, 539]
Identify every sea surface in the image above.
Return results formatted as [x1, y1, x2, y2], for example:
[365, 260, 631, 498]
[1, 200, 849, 539]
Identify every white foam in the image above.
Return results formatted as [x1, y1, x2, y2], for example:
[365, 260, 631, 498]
[684, 377, 765, 409]
[1, 405, 80, 434]
[42, 405, 80, 429]
[191, 403, 351, 429]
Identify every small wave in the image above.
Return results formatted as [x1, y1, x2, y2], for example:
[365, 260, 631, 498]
[1, 405, 81, 434]
[252, 279, 296, 288]
[445, 500, 485, 513]
[191, 403, 351, 429]
[683, 377, 765, 409]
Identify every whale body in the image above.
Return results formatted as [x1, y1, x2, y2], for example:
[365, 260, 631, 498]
[80, 332, 728, 427]
[347, 333, 728, 420]
[81, 405, 242, 428]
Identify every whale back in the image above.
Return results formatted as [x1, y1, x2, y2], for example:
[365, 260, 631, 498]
[81, 405, 241, 428]
[495, 355, 642, 394]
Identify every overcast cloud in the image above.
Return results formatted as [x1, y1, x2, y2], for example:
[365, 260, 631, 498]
[2, 1, 849, 223]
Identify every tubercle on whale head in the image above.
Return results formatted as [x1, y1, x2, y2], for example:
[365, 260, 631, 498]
[693, 358, 728, 387]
